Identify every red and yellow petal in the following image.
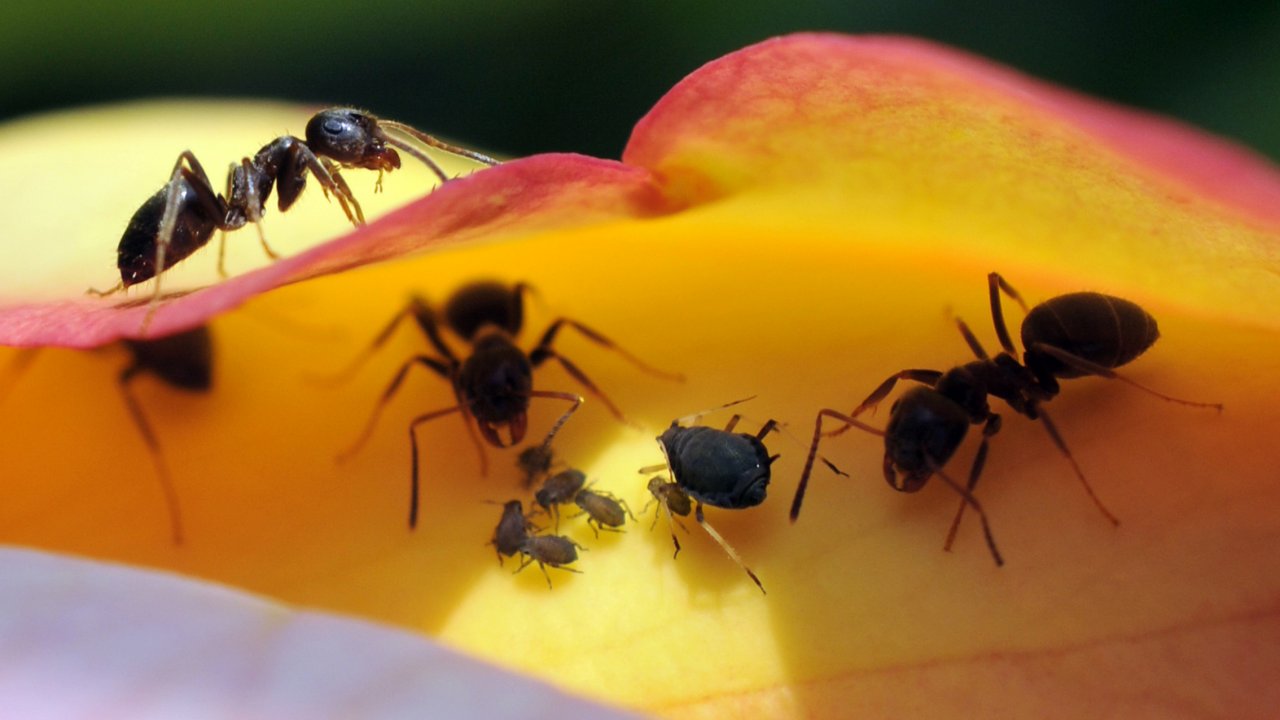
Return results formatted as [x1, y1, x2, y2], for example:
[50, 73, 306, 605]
[0, 34, 1275, 718]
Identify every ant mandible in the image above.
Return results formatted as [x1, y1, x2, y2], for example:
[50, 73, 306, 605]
[92, 108, 499, 324]
[337, 280, 683, 529]
[791, 272, 1222, 563]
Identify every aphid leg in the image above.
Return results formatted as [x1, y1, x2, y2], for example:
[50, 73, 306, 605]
[987, 271, 1031, 355]
[407, 405, 466, 529]
[929, 463, 1004, 567]
[1028, 342, 1223, 411]
[722, 413, 741, 432]
[337, 354, 453, 463]
[824, 369, 944, 439]
[944, 414, 1001, 551]
[118, 364, 184, 545]
[1035, 406, 1121, 527]
[694, 503, 766, 595]
[791, 408, 884, 522]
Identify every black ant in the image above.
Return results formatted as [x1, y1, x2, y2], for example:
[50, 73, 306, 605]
[489, 499, 538, 565]
[640, 398, 778, 594]
[119, 324, 213, 546]
[91, 108, 499, 327]
[572, 487, 635, 537]
[336, 280, 682, 529]
[516, 534, 586, 589]
[791, 272, 1223, 564]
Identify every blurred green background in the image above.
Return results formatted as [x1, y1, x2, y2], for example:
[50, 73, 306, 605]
[2, 0, 1278, 161]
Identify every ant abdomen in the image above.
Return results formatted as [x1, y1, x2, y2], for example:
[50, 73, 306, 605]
[1022, 292, 1159, 377]
[118, 184, 220, 286]
[445, 281, 524, 340]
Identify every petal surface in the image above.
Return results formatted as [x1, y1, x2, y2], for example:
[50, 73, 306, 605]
[0, 34, 1276, 719]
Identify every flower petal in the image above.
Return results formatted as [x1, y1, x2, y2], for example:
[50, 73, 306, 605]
[0, 547, 640, 719]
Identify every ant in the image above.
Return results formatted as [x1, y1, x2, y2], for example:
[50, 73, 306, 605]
[516, 534, 586, 589]
[489, 499, 538, 565]
[572, 487, 636, 537]
[92, 107, 499, 327]
[639, 398, 779, 594]
[791, 272, 1223, 564]
[336, 280, 682, 529]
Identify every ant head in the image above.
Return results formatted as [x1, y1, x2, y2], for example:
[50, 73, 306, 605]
[305, 108, 402, 172]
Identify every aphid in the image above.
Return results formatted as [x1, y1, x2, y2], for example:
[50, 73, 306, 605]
[642, 475, 693, 557]
[91, 108, 499, 327]
[792, 272, 1222, 563]
[489, 499, 538, 565]
[118, 324, 214, 545]
[572, 487, 635, 537]
[640, 398, 779, 594]
[516, 443, 557, 488]
[516, 534, 585, 589]
[533, 468, 587, 530]
[337, 280, 681, 529]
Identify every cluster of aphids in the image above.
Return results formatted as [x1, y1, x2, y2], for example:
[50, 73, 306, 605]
[66, 108, 1222, 593]
[485, 449, 638, 589]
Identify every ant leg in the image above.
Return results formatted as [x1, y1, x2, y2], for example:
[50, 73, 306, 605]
[988, 272, 1031, 356]
[1035, 406, 1121, 527]
[825, 369, 944, 439]
[943, 414, 1002, 551]
[531, 318, 685, 381]
[791, 409, 884, 521]
[321, 297, 449, 385]
[955, 318, 990, 360]
[216, 164, 236, 279]
[337, 354, 453, 463]
[407, 405, 466, 529]
[527, 390, 584, 449]
[672, 396, 757, 427]
[141, 153, 227, 334]
[118, 366, 184, 545]
[694, 503, 766, 595]
[929, 465, 1004, 567]
[1028, 342, 1223, 411]
[234, 158, 281, 263]
[296, 151, 365, 225]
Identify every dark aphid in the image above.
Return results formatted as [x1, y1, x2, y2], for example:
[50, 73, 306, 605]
[516, 443, 557, 488]
[516, 534, 585, 589]
[534, 468, 587, 530]
[792, 272, 1222, 565]
[489, 499, 538, 565]
[336, 280, 682, 529]
[642, 476, 693, 558]
[640, 399, 779, 594]
[572, 487, 635, 537]
[92, 108, 499, 330]
[118, 324, 214, 545]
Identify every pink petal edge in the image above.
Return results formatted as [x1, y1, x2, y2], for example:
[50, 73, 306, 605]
[0, 154, 665, 348]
